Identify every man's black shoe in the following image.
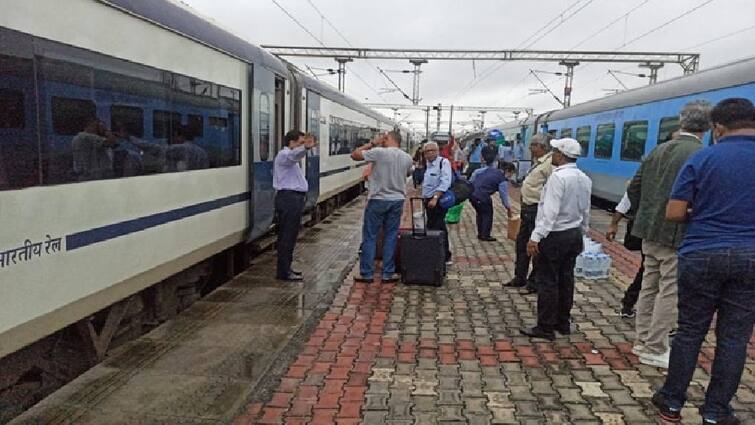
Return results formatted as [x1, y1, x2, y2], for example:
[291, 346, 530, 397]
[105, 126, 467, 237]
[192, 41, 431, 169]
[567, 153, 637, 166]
[478, 236, 497, 242]
[703, 415, 741, 425]
[556, 325, 571, 335]
[354, 275, 374, 283]
[520, 326, 555, 341]
[381, 274, 400, 283]
[651, 392, 682, 423]
[277, 273, 303, 282]
[504, 278, 526, 288]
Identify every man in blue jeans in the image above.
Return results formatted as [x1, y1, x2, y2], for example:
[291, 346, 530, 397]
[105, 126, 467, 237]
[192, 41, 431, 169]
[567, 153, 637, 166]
[351, 131, 414, 283]
[652, 98, 755, 425]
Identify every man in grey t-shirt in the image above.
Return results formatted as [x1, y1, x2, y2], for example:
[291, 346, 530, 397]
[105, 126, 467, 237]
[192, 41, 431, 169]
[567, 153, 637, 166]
[351, 131, 413, 282]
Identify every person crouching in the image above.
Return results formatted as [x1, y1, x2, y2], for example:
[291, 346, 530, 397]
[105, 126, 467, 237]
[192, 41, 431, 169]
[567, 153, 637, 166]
[469, 146, 514, 241]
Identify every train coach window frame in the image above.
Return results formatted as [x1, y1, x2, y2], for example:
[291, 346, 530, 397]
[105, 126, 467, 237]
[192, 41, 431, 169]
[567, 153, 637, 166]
[51, 97, 97, 136]
[621, 121, 648, 162]
[153, 110, 181, 139]
[0, 88, 26, 129]
[658, 116, 680, 144]
[111, 105, 144, 138]
[187, 114, 203, 139]
[576, 126, 591, 157]
[595, 123, 615, 159]
[560, 128, 573, 139]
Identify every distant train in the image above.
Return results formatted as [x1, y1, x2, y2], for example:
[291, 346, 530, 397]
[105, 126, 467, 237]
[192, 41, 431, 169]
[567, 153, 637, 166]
[0, 0, 410, 361]
[489, 56, 755, 202]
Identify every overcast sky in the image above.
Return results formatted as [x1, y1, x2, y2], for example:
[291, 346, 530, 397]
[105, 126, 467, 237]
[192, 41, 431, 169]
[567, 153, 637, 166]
[181, 0, 755, 132]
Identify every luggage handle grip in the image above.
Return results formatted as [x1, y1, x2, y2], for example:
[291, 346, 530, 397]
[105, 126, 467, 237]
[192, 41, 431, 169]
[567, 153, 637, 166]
[409, 197, 428, 237]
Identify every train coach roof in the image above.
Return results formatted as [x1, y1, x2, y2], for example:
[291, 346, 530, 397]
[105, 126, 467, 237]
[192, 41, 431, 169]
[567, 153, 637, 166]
[102, 0, 290, 76]
[296, 71, 394, 125]
[546, 56, 755, 121]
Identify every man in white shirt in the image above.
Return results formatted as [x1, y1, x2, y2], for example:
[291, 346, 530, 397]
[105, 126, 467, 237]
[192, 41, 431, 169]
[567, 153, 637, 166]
[521, 138, 592, 340]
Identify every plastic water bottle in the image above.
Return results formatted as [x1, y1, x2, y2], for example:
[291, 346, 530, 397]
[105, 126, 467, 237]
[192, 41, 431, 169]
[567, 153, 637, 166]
[600, 254, 613, 278]
[585, 254, 597, 279]
[574, 253, 584, 277]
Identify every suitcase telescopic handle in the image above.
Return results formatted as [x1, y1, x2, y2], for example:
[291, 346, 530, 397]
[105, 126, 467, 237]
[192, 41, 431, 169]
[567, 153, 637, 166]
[409, 197, 428, 237]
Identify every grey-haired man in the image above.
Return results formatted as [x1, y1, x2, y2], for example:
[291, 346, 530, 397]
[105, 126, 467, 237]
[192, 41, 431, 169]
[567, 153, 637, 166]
[627, 100, 713, 369]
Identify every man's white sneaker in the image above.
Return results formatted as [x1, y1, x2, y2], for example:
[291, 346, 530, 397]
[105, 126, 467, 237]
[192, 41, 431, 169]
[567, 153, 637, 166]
[639, 350, 670, 369]
[631, 344, 646, 356]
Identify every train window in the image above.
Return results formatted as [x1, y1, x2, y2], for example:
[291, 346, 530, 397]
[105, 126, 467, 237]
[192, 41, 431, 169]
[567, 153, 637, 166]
[0, 28, 40, 190]
[547, 129, 558, 138]
[51, 97, 96, 136]
[560, 128, 573, 139]
[209, 116, 228, 128]
[576, 126, 591, 157]
[0, 89, 25, 129]
[153, 110, 181, 139]
[658, 116, 680, 144]
[187, 114, 203, 138]
[111, 105, 144, 138]
[259, 94, 271, 161]
[595, 123, 615, 159]
[621, 121, 648, 161]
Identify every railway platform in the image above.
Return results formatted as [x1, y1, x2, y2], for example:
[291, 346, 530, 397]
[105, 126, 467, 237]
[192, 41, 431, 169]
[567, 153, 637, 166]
[10, 192, 755, 425]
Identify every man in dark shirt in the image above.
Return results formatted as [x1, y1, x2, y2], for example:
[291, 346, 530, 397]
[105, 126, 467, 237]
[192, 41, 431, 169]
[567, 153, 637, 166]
[469, 146, 513, 241]
[651, 98, 755, 425]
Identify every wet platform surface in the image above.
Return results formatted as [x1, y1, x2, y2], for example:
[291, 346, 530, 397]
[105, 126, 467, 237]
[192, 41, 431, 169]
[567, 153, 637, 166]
[12, 191, 755, 425]
[232, 193, 754, 425]
[10, 200, 366, 424]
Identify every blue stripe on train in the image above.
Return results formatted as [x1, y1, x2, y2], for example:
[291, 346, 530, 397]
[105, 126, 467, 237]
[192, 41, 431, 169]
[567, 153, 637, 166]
[66, 192, 251, 250]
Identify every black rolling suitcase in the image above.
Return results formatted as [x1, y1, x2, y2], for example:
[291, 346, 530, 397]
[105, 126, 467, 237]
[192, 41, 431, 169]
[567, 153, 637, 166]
[399, 198, 446, 286]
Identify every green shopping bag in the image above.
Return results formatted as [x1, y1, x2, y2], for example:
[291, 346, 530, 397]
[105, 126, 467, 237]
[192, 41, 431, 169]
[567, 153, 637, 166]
[445, 202, 465, 224]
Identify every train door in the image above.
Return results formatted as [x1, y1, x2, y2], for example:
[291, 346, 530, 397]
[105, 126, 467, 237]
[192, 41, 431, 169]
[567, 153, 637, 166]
[248, 66, 276, 241]
[274, 77, 285, 153]
[304, 90, 321, 210]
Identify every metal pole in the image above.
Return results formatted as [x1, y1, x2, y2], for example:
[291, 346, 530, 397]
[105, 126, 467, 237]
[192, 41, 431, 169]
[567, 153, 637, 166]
[409, 59, 427, 105]
[479, 111, 486, 130]
[335, 58, 352, 92]
[448, 105, 454, 135]
[559, 60, 579, 108]
[639, 62, 664, 85]
[436, 103, 442, 133]
[425, 107, 430, 140]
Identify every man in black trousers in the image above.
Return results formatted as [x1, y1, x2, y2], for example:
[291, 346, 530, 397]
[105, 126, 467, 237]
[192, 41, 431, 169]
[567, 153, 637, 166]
[521, 138, 592, 340]
[505, 133, 553, 293]
[273, 130, 315, 281]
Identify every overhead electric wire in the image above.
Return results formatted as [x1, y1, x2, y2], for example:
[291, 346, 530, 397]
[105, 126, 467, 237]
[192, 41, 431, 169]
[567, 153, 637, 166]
[449, 0, 597, 104]
[578, 0, 717, 95]
[271, 0, 385, 100]
[615, 0, 715, 50]
[684, 23, 755, 51]
[271, 0, 324, 47]
[304, 0, 397, 105]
